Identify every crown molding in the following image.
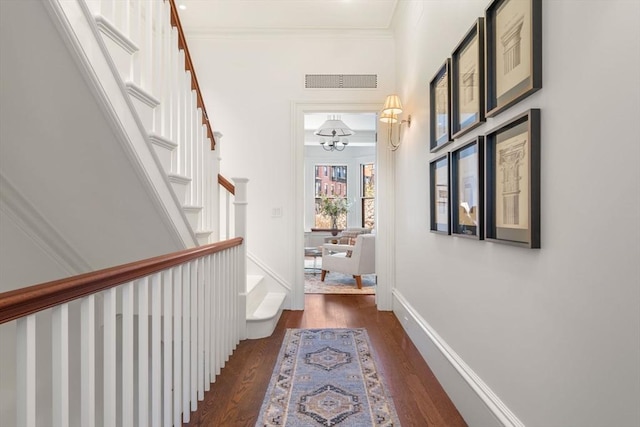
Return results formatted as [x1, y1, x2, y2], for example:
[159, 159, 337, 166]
[185, 28, 394, 40]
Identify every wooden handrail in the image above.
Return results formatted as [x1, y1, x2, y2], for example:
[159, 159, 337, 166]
[168, 0, 216, 150]
[218, 174, 235, 195]
[0, 237, 243, 324]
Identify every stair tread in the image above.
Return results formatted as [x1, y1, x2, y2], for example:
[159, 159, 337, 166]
[247, 292, 286, 321]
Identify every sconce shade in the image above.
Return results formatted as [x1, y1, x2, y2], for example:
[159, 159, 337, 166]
[379, 111, 398, 124]
[314, 119, 355, 137]
[382, 95, 403, 114]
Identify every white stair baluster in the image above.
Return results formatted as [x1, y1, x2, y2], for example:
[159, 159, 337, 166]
[162, 269, 173, 427]
[171, 28, 180, 173]
[224, 250, 230, 359]
[138, 278, 149, 427]
[17, 314, 36, 427]
[103, 287, 117, 427]
[122, 282, 134, 427]
[151, 272, 162, 426]
[197, 257, 205, 400]
[211, 253, 219, 378]
[173, 266, 183, 427]
[190, 260, 197, 410]
[204, 254, 211, 390]
[81, 295, 96, 427]
[130, 0, 142, 86]
[185, 73, 193, 205]
[52, 304, 69, 427]
[142, 0, 154, 92]
[182, 262, 190, 422]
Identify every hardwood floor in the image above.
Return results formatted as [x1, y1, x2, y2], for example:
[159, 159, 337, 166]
[185, 294, 467, 427]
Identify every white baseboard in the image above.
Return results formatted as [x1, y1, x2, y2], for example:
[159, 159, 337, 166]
[392, 290, 525, 427]
[246, 251, 292, 308]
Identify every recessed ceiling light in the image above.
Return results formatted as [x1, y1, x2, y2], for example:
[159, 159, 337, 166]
[178, 3, 187, 10]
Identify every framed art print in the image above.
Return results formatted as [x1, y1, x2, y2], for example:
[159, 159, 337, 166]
[485, 109, 540, 248]
[451, 137, 484, 239]
[485, 0, 542, 117]
[429, 59, 453, 152]
[429, 153, 450, 234]
[451, 18, 485, 139]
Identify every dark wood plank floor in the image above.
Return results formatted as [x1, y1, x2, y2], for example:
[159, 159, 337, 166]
[185, 294, 467, 427]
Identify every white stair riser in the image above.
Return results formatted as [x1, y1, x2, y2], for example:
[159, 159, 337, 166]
[152, 143, 173, 174]
[97, 24, 134, 84]
[130, 95, 155, 131]
[168, 176, 191, 206]
[183, 208, 201, 231]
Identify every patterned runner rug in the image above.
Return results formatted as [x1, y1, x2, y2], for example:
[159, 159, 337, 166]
[256, 328, 401, 426]
[304, 273, 376, 295]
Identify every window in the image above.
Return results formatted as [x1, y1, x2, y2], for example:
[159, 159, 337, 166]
[361, 163, 375, 229]
[314, 165, 348, 228]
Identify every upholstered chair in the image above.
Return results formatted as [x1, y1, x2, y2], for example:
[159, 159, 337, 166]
[320, 234, 375, 289]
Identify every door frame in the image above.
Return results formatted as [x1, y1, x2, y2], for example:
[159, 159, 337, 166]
[290, 101, 395, 310]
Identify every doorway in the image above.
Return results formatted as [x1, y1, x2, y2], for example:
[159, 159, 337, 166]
[303, 112, 377, 295]
[291, 102, 395, 311]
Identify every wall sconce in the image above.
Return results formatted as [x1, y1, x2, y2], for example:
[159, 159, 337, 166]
[380, 95, 411, 151]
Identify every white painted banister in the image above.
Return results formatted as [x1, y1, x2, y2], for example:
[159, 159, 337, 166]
[1, 239, 244, 427]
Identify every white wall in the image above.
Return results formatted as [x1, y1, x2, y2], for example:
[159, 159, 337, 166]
[187, 32, 394, 289]
[392, 1, 640, 426]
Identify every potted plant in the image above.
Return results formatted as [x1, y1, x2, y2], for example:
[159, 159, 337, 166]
[318, 195, 351, 235]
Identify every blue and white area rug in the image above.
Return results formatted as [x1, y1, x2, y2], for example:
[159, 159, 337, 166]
[256, 328, 401, 426]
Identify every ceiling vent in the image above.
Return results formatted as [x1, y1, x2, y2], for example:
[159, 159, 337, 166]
[305, 74, 377, 89]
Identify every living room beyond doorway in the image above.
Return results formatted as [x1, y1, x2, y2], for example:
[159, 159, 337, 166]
[303, 112, 377, 295]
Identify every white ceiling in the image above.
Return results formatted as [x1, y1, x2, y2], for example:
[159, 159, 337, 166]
[176, 0, 399, 32]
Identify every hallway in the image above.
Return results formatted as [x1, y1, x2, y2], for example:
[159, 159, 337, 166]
[185, 294, 467, 426]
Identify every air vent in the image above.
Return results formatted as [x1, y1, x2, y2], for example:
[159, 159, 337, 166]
[305, 74, 377, 89]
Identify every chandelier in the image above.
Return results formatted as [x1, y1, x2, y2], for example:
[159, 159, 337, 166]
[314, 115, 355, 152]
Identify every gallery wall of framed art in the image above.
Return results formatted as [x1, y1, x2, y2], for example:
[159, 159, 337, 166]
[485, 0, 542, 117]
[427, 0, 542, 249]
[485, 109, 540, 248]
[450, 137, 484, 239]
[429, 153, 450, 235]
[429, 60, 453, 153]
[451, 18, 485, 139]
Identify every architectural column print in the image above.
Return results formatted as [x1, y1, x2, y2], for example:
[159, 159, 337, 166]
[498, 141, 526, 225]
[501, 16, 524, 74]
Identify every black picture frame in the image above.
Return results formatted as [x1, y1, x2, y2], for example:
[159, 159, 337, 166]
[451, 18, 485, 139]
[429, 59, 453, 152]
[429, 153, 450, 234]
[451, 136, 484, 239]
[485, 109, 540, 248]
[485, 0, 542, 117]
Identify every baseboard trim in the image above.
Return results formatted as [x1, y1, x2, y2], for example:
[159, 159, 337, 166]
[0, 174, 91, 275]
[247, 251, 292, 293]
[393, 290, 525, 427]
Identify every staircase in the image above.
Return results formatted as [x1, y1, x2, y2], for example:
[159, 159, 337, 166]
[0, 0, 288, 425]
[246, 275, 287, 339]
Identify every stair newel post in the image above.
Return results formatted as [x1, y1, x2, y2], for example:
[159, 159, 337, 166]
[211, 131, 223, 241]
[232, 178, 249, 340]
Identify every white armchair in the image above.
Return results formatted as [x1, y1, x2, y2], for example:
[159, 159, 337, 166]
[321, 234, 375, 289]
